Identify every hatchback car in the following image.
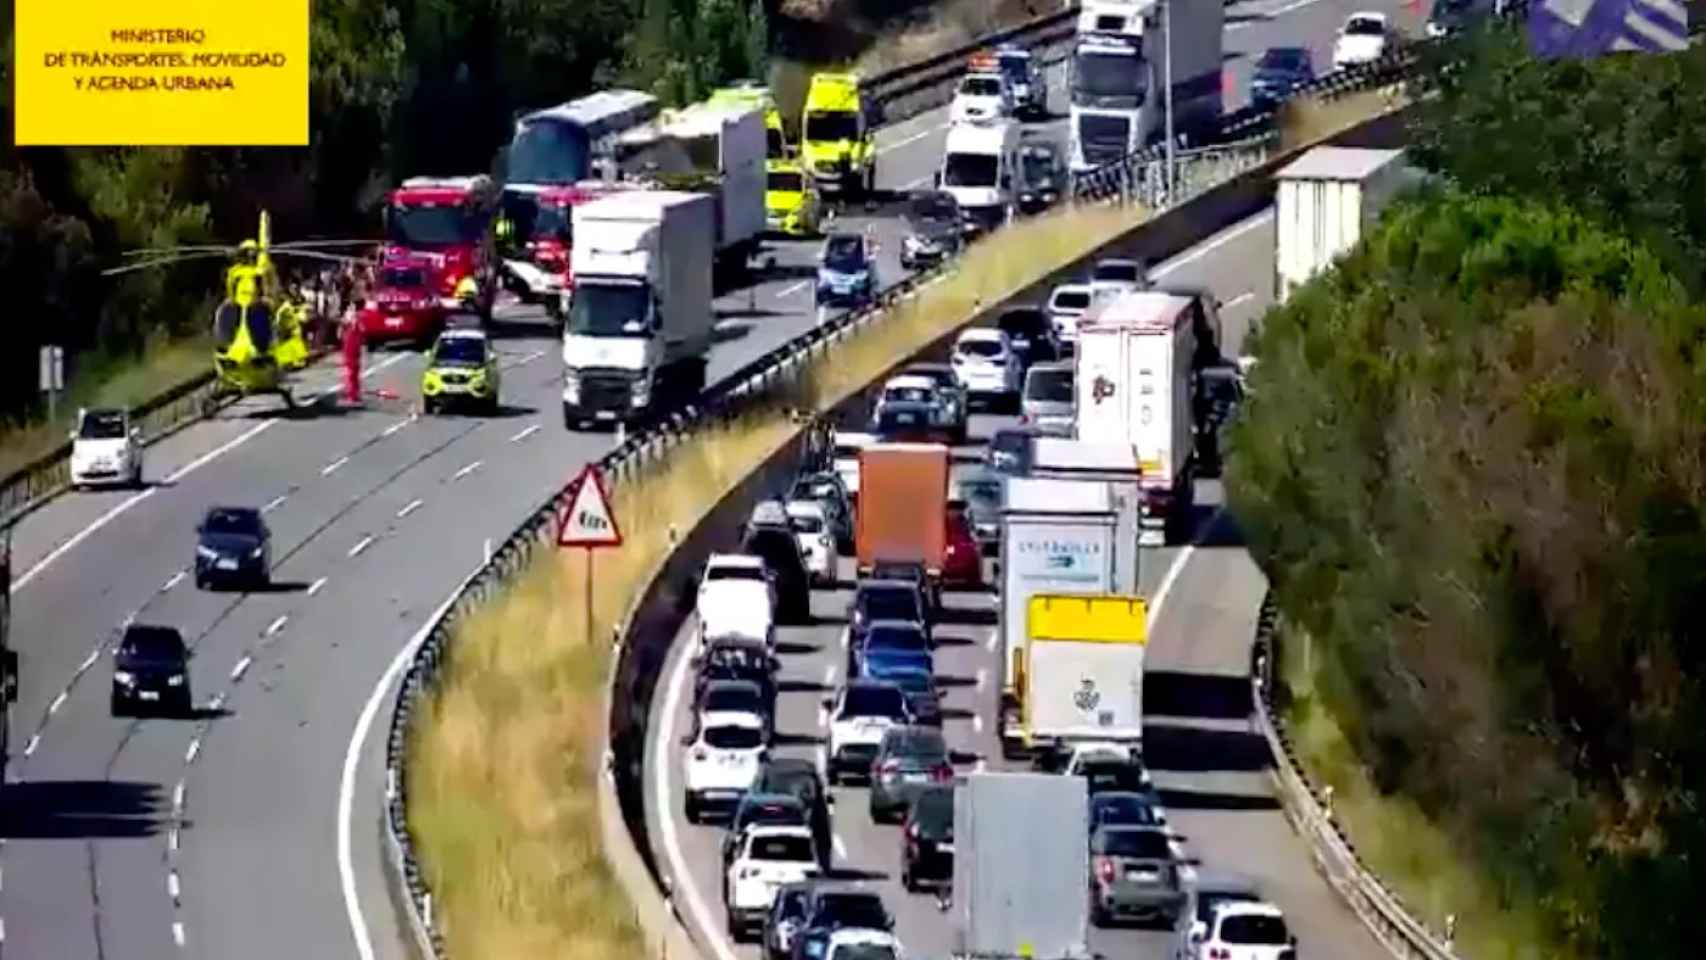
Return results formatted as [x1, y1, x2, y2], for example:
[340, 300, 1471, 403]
[789, 472, 855, 550]
[742, 524, 813, 624]
[1090, 789, 1167, 832]
[69, 407, 143, 489]
[951, 328, 1022, 410]
[1189, 900, 1296, 960]
[1090, 825, 1187, 927]
[1016, 139, 1066, 214]
[795, 885, 894, 944]
[111, 623, 192, 716]
[996, 305, 1059, 370]
[1171, 873, 1264, 959]
[1249, 46, 1315, 109]
[901, 783, 955, 891]
[786, 499, 840, 586]
[848, 579, 930, 648]
[816, 231, 879, 310]
[849, 620, 932, 680]
[869, 725, 954, 822]
[1019, 361, 1075, 437]
[865, 662, 942, 727]
[724, 792, 811, 866]
[899, 363, 969, 443]
[694, 639, 778, 718]
[422, 327, 501, 415]
[1046, 283, 1094, 347]
[900, 190, 963, 270]
[1333, 12, 1391, 69]
[194, 506, 272, 590]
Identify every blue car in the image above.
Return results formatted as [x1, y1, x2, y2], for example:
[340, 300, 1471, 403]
[1249, 47, 1315, 110]
[848, 620, 931, 678]
[864, 662, 942, 726]
[816, 231, 878, 309]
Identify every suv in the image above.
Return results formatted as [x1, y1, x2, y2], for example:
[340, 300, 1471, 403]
[822, 681, 912, 785]
[111, 623, 191, 716]
[816, 231, 879, 310]
[788, 472, 855, 551]
[1089, 824, 1187, 928]
[422, 327, 501, 414]
[723, 793, 810, 866]
[1019, 361, 1074, 437]
[868, 558, 939, 615]
[194, 505, 273, 590]
[69, 407, 143, 489]
[849, 620, 931, 681]
[901, 784, 955, 891]
[764, 881, 817, 960]
[724, 825, 820, 940]
[798, 885, 893, 938]
[698, 554, 777, 649]
[1045, 282, 1094, 348]
[742, 519, 813, 624]
[754, 757, 834, 868]
[900, 364, 969, 443]
[1187, 900, 1296, 960]
[1017, 138, 1065, 214]
[900, 190, 963, 270]
[683, 710, 769, 822]
[693, 638, 778, 718]
[868, 725, 953, 822]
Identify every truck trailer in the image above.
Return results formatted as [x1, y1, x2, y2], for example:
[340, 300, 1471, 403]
[953, 772, 1092, 960]
[1022, 593, 1148, 756]
[855, 442, 950, 581]
[1275, 146, 1415, 302]
[561, 190, 714, 428]
[1074, 291, 1198, 545]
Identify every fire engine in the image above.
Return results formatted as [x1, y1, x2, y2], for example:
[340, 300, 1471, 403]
[499, 180, 631, 322]
[362, 175, 502, 343]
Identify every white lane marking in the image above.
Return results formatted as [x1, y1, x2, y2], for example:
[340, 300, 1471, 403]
[348, 536, 375, 558]
[452, 460, 482, 481]
[169, 827, 180, 852]
[79, 649, 100, 673]
[508, 424, 541, 443]
[262, 494, 289, 513]
[397, 499, 424, 519]
[1150, 210, 1275, 282]
[984, 630, 998, 652]
[833, 834, 849, 860]
[381, 421, 408, 439]
[184, 739, 201, 764]
[172, 781, 186, 812]
[342, 566, 484, 960]
[265, 615, 289, 637]
[23, 735, 39, 757]
[1, 915, 7, 942]
[167, 870, 180, 901]
[658, 622, 743, 960]
[972, 714, 984, 733]
[162, 571, 186, 592]
[47, 692, 66, 715]
[12, 418, 278, 592]
[1150, 507, 1226, 627]
[877, 122, 947, 156]
[321, 456, 350, 476]
[208, 693, 225, 712]
[308, 577, 328, 597]
[360, 352, 412, 379]
[822, 664, 835, 686]
[975, 667, 987, 691]
[776, 280, 811, 299]
[172, 921, 185, 947]
[511, 348, 547, 366]
[839, 628, 850, 649]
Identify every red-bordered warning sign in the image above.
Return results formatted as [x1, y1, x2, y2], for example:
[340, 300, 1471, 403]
[557, 463, 623, 548]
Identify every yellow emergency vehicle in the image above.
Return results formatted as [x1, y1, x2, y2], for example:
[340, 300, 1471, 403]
[801, 73, 876, 199]
[709, 82, 790, 159]
[421, 325, 501, 415]
[765, 158, 822, 237]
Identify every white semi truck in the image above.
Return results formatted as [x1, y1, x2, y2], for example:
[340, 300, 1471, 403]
[953, 772, 1092, 960]
[1074, 291, 1198, 545]
[562, 190, 714, 428]
[1068, 0, 1225, 172]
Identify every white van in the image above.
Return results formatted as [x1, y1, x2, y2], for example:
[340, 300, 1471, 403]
[936, 118, 1021, 236]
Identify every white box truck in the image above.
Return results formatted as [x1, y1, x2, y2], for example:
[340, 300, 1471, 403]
[1074, 291, 1198, 545]
[615, 99, 767, 283]
[998, 477, 1138, 758]
[1028, 437, 1145, 583]
[954, 772, 1092, 960]
[562, 190, 714, 428]
[1275, 146, 1415, 302]
[1023, 594, 1148, 756]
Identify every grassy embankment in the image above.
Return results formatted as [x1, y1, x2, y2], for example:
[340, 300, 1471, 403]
[404, 199, 1151, 958]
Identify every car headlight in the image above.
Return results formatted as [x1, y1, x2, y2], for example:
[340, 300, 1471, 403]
[114, 670, 135, 685]
[249, 545, 264, 559]
[197, 545, 219, 560]
[168, 673, 186, 687]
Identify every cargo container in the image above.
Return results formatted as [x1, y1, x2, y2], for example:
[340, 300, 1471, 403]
[1023, 594, 1147, 753]
[1274, 146, 1413, 302]
[953, 772, 1092, 960]
[855, 443, 950, 580]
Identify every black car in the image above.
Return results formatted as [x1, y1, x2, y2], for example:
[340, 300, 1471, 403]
[764, 881, 817, 960]
[723, 793, 810, 865]
[194, 505, 272, 590]
[1427, 0, 1494, 37]
[901, 784, 955, 891]
[867, 559, 939, 614]
[848, 579, 930, 649]
[754, 758, 834, 868]
[796, 886, 894, 946]
[1016, 139, 1065, 214]
[694, 638, 778, 711]
[788, 472, 855, 551]
[870, 401, 939, 442]
[1250, 46, 1315, 109]
[995, 305, 1059, 369]
[900, 191, 963, 270]
[741, 524, 812, 624]
[1077, 757, 1155, 795]
[111, 623, 191, 716]
[689, 679, 774, 740]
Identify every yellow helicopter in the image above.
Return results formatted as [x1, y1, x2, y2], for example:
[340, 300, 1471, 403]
[103, 211, 378, 412]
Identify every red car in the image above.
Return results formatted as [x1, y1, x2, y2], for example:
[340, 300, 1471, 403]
[942, 505, 982, 587]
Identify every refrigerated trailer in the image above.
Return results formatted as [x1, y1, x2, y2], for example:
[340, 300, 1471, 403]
[1022, 593, 1148, 755]
[953, 772, 1092, 960]
[1274, 146, 1415, 302]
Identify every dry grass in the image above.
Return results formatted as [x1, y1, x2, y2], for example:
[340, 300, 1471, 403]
[0, 333, 212, 479]
[405, 197, 1150, 958]
[1277, 86, 1413, 153]
[852, 0, 1052, 76]
[1279, 623, 1551, 960]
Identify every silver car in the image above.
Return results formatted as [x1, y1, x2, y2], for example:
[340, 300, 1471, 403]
[1020, 362, 1074, 436]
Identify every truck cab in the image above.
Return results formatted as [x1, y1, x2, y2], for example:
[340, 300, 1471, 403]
[499, 181, 626, 322]
[936, 118, 1021, 235]
[801, 73, 876, 200]
[379, 175, 501, 325]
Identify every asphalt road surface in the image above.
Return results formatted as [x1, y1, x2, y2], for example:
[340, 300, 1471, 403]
[2, 0, 1415, 955]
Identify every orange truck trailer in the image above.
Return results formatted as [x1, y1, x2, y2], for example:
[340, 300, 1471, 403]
[855, 442, 950, 580]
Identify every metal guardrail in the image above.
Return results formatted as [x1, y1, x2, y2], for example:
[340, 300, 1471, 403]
[1251, 595, 1462, 958]
[861, 6, 1082, 127]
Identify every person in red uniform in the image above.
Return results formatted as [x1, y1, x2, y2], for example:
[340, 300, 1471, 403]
[341, 301, 365, 405]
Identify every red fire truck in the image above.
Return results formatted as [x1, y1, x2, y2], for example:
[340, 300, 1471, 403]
[362, 175, 501, 343]
[500, 181, 630, 322]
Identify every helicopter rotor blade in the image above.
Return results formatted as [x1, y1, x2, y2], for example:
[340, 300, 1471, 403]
[101, 251, 234, 276]
[120, 244, 240, 258]
[269, 239, 384, 250]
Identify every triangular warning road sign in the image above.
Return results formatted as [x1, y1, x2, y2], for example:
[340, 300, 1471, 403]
[557, 463, 623, 548]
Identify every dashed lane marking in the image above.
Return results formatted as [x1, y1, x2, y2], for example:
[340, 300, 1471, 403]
[184, 739, 201, 764]
[262, 494, 289, 513]
[162, 571, 186, 592]
[452, 460, 483, 481]
[776, 280, 810, 298]
[321, 455, 350, 476]
[348, 536, 375, 558]
[509, 424, 541, 443]
[397, 499, 424, 519]
[308, 576, 327, 596]
[230, 656, 253, 681]
[265, 615, 289, 637]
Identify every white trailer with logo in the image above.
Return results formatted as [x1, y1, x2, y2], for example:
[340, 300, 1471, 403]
[997, 477, 1137, 758]
[1074, 291, 1196, 545]
[1022, 593, 1147, 756]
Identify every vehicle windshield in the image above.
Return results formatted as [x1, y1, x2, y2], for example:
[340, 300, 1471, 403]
[999, 54, 1030, 81]
[1094, 261, 1141, 283]
[1000, 309, 1047, 338]
[860, 589, 921, 621]
[387, 203, 475, 248]
[942, 153, 999, 188]
[706, 563, 765, 583]
[1021, 151, 1056, 182]
[1073, 51, 1147, 100]
[959, 76, 1002, 97]
[568, 282, 650, 336]
[433, 336, 487, 367]
[805, 111, 859, 143]
[738, 799, 804, 828]
[814, 894, 889, 928]
[1082, 761, 1147, 791]
[120, 627, 184, 661]
[202, 508, 260, 536]
[1026, 368, 1074, 402]
[909, 193, 957, 222]
[1092, 793, 1160, 826]
[1258, 48, 1311, 71]
[704, 725, 763, 749]
[841, 686, 906, 717]
[749, 835, 814, 861]
[829, 944, 898, 960]
[884, 385, 935, 405]
[768, 170, 805, 193]
[885, 728, 948, 759]
[866, 626, 927, 651]
[822, 236, 866, 273]
[1052, 289, 1091, 311]
[508, 118, 592, 185]
[1345, 16, 1385, 34]
[1221, 914, 1291, 945]
[875, 668, 932, 694]
[704, 686, 760, 712]
[957, 338, 1005, 358]
[1096, 829, 1172, 858]
[531, 203, 570, 242]
[78, 410, 127, 439]
[790, 513, 825, 534]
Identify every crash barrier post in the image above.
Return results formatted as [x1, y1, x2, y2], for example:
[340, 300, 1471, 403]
[382, 88, 1440, 960]
[1250, 594, 1464, 959]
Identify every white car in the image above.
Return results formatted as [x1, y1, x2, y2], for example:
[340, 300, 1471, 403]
[698, 554, 776, 648]
[683, 709, 769, 823]
[785, 499, 839, 586]
[873, 375, 953, 431]
[1089, 257, 1148, 300]
[723, 824, 820, 940]
[949, 72, 1012, 124]
[831, 430, 877, 502]
[1333, 12, 1391, 69]
[823, 680, 913, 785]
[950, 328, 1023, 408]
[69, 407, 143, 489]
[1183, 900, 1295, 960]
[1046, 282, 1094, 344]
[824, 927, 906, 960]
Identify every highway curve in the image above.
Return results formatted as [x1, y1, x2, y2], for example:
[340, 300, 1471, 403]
[1, 0, 1421, 956]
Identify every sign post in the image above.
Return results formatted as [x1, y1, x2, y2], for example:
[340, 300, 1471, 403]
[38, 344, 64, 422]
[557, 463, 623, 646]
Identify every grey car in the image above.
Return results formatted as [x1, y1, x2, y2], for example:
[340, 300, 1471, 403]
[1020, 362, 1074, 436]
[953, 466, 1003, 552]
[868, 725, 953, 822]
[1088, 825, 1187, 927]
[900, 363, 969, 443]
